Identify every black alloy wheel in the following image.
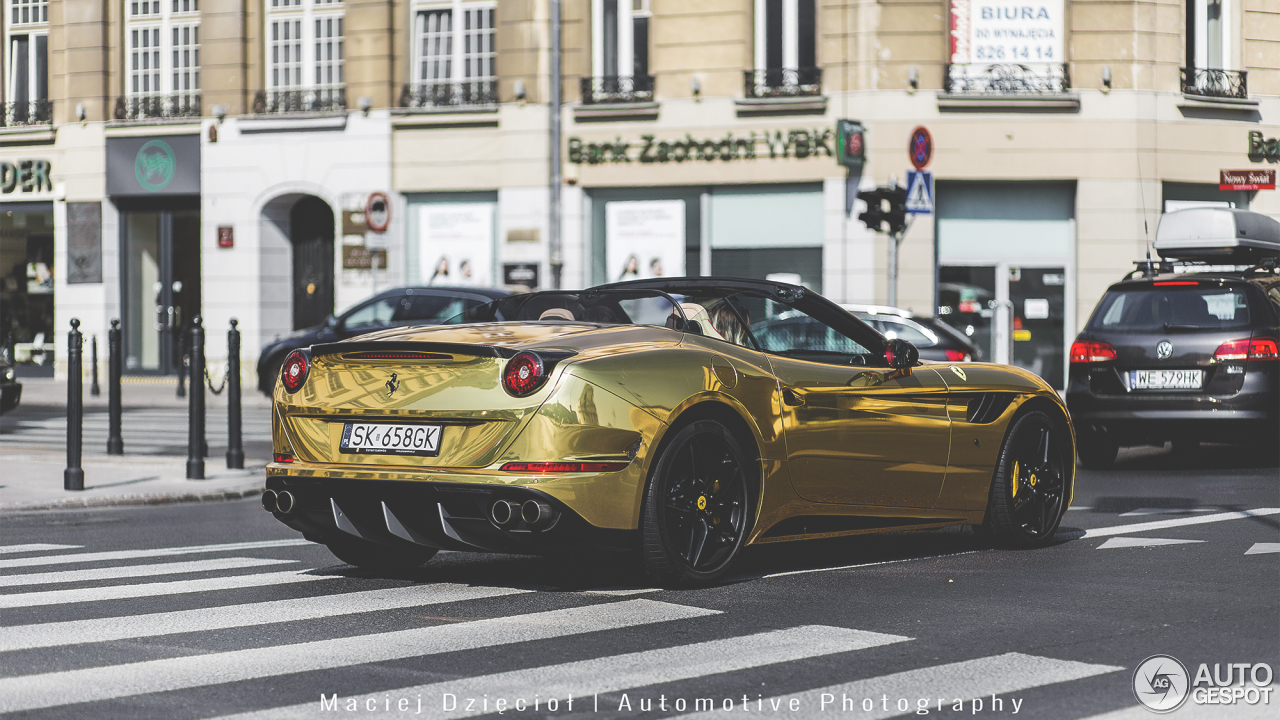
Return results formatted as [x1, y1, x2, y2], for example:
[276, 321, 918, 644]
[641, 420, 752, 587]
[324, 534, 438, 571]
[982, 410, 1069, 547]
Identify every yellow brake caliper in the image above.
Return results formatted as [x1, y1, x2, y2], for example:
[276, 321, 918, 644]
[1011, 461, 1020, 499]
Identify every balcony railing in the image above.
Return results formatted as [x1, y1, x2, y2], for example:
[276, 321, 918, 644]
[399, 80, 498, 109]
[253, 86, 346, 114]
[1181, 67, 1247, 100]
[580, 75, 655, 104]
[1, 100, 52, 127]
[113, 93, 201, 121]
[943, 63, 1071, 95]
[743, 67, 822, 99]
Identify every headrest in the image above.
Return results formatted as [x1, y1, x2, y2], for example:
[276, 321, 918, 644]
[539, 308, 575, 321]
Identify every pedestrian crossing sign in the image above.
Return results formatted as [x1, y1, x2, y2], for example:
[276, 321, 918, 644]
[906, 170, 934, 214]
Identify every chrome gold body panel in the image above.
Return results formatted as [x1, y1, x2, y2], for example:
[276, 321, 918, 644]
[268, 309, 1074, 553]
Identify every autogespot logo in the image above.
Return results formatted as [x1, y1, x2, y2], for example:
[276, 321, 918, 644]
[1134, 655, 1190, 713]
[134, 139, 176, 192]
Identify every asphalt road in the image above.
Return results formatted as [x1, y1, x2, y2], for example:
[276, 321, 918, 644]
[1, 444, 1276, 720]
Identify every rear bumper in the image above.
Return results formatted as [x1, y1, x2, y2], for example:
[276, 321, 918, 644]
[0, 382, 21, 414]
[1067, 395, 1278, 444]
[264, 475, 636, 553]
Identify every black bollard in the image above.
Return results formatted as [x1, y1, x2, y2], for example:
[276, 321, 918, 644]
[90, 335, 101, 396]
[186, 317, 206, 479]
[65, 319, 85, 491]
[176, 330, 187, 398]
[226, 319, 245, 469]
[107, 319, 124, 455]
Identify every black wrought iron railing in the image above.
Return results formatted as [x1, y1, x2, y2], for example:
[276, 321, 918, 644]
[1181, 67, 1248, 100]
[943, 63, 1071, 95]
[113, 93, 201, 121]
[580, 75, 655, 104]
[399, 80, 499, 109]
[252, 86, 346, 114]
[1, 100, 52, 127]
[743, 67, 822, 99]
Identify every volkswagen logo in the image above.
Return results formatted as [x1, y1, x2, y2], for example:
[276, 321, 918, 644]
[1156, 341, 1173, 360]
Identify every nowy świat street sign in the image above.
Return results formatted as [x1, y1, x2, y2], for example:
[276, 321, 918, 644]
[906, 170, 934, 214]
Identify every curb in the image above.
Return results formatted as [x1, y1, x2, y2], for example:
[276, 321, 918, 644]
[1, 484, 266, 512]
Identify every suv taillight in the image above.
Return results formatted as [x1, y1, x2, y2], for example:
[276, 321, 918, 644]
[1070, 340, 1117, 363]
[1214, 338, 1280, 362]
[945, 350, 971, 362]
[280, 350, 310, 393]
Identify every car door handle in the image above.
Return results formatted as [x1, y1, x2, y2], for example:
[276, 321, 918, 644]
[782, 388, 805, 406]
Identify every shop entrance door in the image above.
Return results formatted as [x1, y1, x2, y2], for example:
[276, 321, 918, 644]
[290, 196, 334, 330]
[937, 263, 1067, 390]
[123, 209, 200, 374]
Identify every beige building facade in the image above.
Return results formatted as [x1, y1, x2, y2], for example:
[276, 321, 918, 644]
[0, 0, 1275, 390]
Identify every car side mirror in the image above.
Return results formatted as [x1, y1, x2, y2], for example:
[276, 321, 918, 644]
[884, 338, 919, 369]
[324, 314, 338, 328]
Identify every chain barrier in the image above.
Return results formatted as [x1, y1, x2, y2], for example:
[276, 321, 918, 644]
[205, 362, 231, 396]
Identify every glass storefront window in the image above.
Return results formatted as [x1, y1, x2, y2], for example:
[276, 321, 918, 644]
[0, 205, 55, 372]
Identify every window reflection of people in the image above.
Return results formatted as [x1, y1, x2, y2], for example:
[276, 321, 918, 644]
[649, 257, 663, 278]
[617, 254, 639, 281]
[458, 259, 473, 286]
[429, 256, 449, 285]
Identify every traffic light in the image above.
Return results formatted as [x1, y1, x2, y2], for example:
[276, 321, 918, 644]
[857, 187, 888, 232]
[857, 185, 908, 235]
[885, 184, 907, 236]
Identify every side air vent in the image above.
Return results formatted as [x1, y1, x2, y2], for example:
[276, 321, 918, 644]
[966, 393, 1015, 424]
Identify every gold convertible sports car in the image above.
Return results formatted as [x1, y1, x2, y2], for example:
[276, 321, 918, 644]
[264, 277, 1075, 586]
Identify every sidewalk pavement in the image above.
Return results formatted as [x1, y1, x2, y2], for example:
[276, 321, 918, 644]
[1, 378, 272, 511]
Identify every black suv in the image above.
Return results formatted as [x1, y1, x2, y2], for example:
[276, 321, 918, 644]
[256, 286, 511, 395]
[1067, 209, 1280, 467]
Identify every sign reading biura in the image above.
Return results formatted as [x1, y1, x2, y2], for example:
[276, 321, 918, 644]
[568, 128, 836, 165]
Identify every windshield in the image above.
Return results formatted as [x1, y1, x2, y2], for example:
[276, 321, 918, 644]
[443, 289, 684, 327]
[1088, 285, 1252, 332]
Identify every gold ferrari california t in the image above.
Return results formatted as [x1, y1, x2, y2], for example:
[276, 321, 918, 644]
[264, 277, 1075, 586]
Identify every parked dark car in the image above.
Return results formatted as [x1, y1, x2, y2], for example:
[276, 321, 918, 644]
[1067, 208, 1280, 467]
[0, 357, 21, 414]
[843, 304, 982, 362]
[257, 286, 512, 395]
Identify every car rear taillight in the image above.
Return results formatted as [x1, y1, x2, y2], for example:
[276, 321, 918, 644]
[1069, 340, 1118, 363]
[503, 352, 547, 396]
[280, 350, 310, 393]
[273, 453, 294, 463]
[500, 462, 630, 473]
[1214, 338, 1280, 362]
[945, 350, 971, 362]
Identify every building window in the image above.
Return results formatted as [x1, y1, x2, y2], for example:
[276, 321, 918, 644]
[748, 0, 820, 98]
[4, 0, 50, 126]
[259, 0, 345, 113]
[118, 0, 200, 119]
[1184, 0, 1245, 98]
[582, 0, 652, 103]
[403, 1, 496, 109]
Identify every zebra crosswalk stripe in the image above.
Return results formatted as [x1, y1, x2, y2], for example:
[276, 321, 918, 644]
[215, 624, 914, 720]
[0, 583, 532, 652]
[0, 538, 311, 570]
[668, 651, 1124, 719]
[0, 544, 82, 554]
[0, 568, 337, 609]
[0, 556, 297, 588]
[0, 598, 717, 713]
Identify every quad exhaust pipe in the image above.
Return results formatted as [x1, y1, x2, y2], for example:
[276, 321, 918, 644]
[261, 489, 296, 515]
[521, 500, 554, 529]
[489, 498, 557, 530]
[490, 499, 522, 529]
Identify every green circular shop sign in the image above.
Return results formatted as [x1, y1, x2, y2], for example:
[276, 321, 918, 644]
[134, 139, 177, 192]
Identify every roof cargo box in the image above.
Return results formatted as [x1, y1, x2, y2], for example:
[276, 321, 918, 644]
[1154, 208, 1280, 264]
